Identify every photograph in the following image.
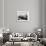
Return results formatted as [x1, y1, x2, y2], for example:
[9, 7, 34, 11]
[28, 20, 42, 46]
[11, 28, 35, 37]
[17, 11, 29, 21]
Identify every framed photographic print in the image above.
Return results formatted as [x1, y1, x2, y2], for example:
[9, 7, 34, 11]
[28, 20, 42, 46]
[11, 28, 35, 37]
[17, 10, 29, 21]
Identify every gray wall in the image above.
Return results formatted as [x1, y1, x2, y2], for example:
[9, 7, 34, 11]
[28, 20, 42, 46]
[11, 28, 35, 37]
[0, 0, 3, 33]
[4, 0, 43, 32]
[0, 0, 3, 28]
[42, 0, 46, 37]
